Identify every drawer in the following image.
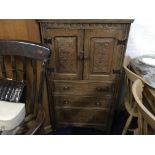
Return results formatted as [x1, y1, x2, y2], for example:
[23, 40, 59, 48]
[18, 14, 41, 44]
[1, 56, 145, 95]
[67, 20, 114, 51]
[57, 122, 107, 132]
[54, 95, 112, 108]
[55, 107, 110, 125]
[53, 80, 114, 96]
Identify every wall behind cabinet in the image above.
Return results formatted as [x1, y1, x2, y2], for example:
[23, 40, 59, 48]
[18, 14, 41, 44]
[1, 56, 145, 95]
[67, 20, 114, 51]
[0, 19, 40, 41]
[0, 19, 51, 129]
[127, 19, 155, 57]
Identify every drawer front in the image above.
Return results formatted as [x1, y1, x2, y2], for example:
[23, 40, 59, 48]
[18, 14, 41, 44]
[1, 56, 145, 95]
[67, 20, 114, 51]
[53, 80, 114, 96]
[57, 122, 107, 132]
[56, 108, 110, 125]
[54, 95, 112, 108]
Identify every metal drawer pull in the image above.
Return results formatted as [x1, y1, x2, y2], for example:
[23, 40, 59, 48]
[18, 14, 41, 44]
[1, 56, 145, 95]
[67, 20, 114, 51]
[63, 86, 70, 90]
[96, 102, 101, 106]
[96, 87, 109, 91]
[63, 100, 70, 104]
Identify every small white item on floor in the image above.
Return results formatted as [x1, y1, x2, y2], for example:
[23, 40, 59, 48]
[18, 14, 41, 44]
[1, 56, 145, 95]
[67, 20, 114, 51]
[0, 101, 25, 131]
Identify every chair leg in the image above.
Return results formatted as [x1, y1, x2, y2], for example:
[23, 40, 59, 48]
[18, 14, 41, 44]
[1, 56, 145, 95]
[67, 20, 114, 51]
[122, 114, 133, 135]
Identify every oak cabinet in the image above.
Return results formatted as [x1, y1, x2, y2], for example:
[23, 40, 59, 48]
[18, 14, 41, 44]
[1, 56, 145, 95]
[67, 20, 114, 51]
[38, 19, 133, 133]
[45, 29, 83, 80]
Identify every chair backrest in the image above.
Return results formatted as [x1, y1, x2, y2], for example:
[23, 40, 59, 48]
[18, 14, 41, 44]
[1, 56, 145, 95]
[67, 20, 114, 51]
[123, 56, 143, 82]
[123, 56, 143, 114]
[0, 40, 51, 115]
[132, 79, 155, 134]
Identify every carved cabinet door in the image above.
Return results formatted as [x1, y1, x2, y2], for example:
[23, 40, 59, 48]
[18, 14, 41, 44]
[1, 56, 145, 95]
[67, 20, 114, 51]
[83, 29, 127, 80]
[45, 29, 84, 80]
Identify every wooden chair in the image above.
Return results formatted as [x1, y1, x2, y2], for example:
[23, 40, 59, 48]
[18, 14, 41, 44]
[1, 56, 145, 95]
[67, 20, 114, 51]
[132, 79, 155, 134]
[122, 56, 143, 134]
[0, 40, 51, 135]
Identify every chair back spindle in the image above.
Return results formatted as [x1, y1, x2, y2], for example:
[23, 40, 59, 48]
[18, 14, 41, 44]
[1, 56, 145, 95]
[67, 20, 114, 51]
[122, 56, 143, 134]
[0, 56, 6, 78]
[11, 56, 17, 80]
[0, 40, 51, 134]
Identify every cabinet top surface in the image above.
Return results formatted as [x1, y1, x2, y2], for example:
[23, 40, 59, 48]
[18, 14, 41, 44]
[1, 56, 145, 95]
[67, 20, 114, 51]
[37, 19, 134, 24]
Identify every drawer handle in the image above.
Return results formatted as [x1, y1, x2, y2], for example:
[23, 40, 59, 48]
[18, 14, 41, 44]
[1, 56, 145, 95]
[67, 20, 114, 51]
[96, 102, 101, 106]
[63, 100, 70, 104]
[96, 87, 109, 92]
[63, 86, 70, 90]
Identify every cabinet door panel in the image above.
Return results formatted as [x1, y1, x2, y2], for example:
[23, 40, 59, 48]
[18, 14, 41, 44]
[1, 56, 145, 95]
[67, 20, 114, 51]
[90, 38, 115, 74]
[84, 29, 126, 80]
[55, 37, 77, 73]
[46, 29, 83, 80]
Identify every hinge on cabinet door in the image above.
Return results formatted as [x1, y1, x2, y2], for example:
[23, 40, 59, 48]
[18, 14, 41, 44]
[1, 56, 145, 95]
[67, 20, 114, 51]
[113, 69, 121, 74]
[43, 38, 52, 44]
[117, 39, 127, 46]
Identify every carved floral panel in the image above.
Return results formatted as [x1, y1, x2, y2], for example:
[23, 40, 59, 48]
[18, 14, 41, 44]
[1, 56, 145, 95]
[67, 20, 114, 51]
[91, 38, 115, 74]
[44, 23, 128, 30]
[55, 37, 77, 73]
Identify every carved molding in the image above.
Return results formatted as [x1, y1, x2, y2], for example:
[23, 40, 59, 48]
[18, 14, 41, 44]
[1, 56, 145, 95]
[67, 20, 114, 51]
[42, 23, 128, 29]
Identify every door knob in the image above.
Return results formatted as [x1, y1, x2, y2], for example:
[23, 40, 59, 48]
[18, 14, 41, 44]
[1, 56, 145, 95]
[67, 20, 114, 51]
[63, 100, 70, 104]
[63, 86, 70, 90]
[96, 102, 101, 106]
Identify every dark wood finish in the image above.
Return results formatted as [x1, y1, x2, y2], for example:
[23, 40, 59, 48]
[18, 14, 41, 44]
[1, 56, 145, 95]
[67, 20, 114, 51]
[45, 29, 83, 80]
[38, 19, 133, 133]
[53, 80, 114, 96]
[30, 60, 37, 113]
[0, 40, 50, 60]
[54, 95, 112, 108]
[56, 108, 109, 123]
[0, 56, 6, 78]
[10, 56, 17, 80]
[84, 29, 127, 80]
[0, 40, 51, 135]
[0, 20, 53, 131]
[38, 19, 134, 24]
